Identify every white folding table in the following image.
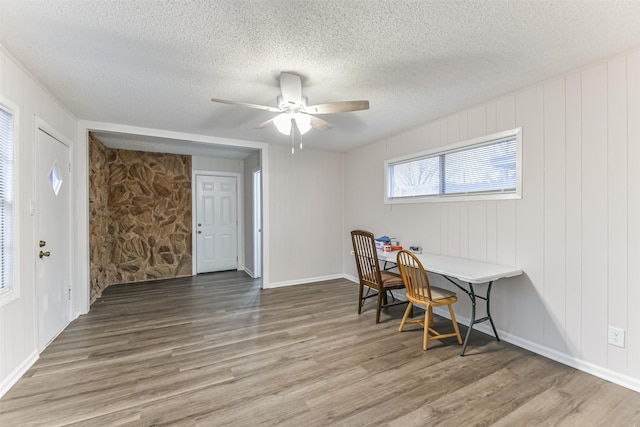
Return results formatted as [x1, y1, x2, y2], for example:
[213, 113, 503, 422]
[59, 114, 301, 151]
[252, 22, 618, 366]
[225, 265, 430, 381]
[377, 250, 522, 355]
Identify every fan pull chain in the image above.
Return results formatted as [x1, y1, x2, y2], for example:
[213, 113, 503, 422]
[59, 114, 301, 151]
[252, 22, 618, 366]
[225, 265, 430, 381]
[288, 118, 307, 154]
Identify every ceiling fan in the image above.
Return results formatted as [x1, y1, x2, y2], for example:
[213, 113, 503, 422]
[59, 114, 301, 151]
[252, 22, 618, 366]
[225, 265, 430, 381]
[211, 72, 369, 151]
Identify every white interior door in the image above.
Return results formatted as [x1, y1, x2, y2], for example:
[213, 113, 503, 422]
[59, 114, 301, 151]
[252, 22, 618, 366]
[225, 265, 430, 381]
[196, 174, 238, 273]
[36, 129, 71, 350]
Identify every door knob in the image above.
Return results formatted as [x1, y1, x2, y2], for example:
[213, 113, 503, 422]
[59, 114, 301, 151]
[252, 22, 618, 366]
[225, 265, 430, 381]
[39, 240, 46, 247]
[39, 250, 51, 259]
[198, 223, 202, 227]
[197, 231, 202, 234]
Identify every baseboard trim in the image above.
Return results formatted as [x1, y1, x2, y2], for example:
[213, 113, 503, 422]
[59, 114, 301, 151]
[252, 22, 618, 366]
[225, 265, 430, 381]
[266, 274, 347, 289]
[343, 274, 358, 283]
[244, 267, 255, 278]
[430, 306, 640, 394]
[0, 350, 39, 399]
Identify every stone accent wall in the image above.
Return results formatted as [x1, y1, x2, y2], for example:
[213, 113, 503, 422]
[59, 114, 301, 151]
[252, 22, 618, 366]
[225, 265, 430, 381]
[89, 134, 116, 302]
[88, 134, 192, 303]
[108, 149, 192, 283]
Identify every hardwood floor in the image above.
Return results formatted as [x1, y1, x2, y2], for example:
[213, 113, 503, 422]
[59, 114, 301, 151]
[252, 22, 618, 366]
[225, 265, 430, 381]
[1, 271, 639, 426]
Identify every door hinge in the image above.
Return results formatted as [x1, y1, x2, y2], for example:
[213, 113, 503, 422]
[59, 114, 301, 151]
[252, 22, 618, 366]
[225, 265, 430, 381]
[68, 288, 72, 300]
[69, 163, 72, 172]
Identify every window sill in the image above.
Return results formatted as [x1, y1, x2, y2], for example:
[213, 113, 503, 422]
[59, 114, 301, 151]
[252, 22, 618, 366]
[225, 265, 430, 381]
[384, 191, 521, 204]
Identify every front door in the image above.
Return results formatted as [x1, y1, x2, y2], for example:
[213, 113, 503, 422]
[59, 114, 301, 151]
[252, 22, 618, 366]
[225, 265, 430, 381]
[36, 128, 71, 350]
[195, 174, 238, 273]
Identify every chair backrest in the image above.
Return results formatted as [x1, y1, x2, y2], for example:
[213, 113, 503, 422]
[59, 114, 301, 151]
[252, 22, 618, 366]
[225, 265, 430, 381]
[396, 250, 433, 302]
[350, 230, 383, 289]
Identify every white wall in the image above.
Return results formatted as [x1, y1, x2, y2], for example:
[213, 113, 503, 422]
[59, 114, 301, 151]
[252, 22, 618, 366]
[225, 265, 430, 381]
[0, 47, 78, 395]
[343, 47, 640, 390]
[267, 145, 344, 286]
[192, 155, 243, 174]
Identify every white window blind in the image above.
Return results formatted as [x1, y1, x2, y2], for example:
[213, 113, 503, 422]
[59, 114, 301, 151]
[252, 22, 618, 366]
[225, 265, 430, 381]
[385, 128, 521, 203]
[0, 106, 14, 292]
[443, 138, 517, 195]
[389, 156, 440, 197]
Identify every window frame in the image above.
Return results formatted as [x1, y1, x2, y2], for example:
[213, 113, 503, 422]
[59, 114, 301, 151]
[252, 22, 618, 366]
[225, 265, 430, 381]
[384, 127, 522, 204]
[0, 97, 20, 306]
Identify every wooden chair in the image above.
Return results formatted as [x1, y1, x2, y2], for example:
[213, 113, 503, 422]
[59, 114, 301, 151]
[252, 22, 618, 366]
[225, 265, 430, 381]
[350, 229, 407, 323]
[396, 250, 462, 350]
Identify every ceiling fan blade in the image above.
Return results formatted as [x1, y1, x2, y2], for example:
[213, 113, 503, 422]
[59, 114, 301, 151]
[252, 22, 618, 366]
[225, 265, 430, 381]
[305, 100, 369, 114]
[309, 115, 333, 131]
[211, 98, 280, 113]
[280, 72, 302, 105]
[255, 118, 274, 129]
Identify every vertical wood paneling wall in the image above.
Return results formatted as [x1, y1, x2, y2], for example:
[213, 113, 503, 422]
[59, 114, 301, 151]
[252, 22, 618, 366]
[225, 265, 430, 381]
[627, 51, 640, 380]
[344, 47, 640, 387]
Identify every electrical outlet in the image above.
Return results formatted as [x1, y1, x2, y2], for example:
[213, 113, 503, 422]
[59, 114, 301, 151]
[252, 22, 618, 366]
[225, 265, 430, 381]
[608, 326, 625, 348]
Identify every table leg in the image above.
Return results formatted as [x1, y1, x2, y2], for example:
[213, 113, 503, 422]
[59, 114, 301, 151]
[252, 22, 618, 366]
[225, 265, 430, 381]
[486, 281, 500, 342]
[444, 277, 498, 356]
[460, 283, 476, 356]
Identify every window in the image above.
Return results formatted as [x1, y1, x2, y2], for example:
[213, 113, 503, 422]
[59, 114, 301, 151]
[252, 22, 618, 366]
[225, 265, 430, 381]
[0, 101, 16, 302]
[385, 128, 522, 203]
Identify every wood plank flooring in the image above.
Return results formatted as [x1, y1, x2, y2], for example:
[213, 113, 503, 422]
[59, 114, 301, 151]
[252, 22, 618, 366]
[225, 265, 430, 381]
[1, 271, 639, 426]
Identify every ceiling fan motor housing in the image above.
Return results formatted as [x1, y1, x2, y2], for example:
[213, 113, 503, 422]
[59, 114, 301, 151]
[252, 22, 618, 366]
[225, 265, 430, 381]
[277, 95, 308, 112]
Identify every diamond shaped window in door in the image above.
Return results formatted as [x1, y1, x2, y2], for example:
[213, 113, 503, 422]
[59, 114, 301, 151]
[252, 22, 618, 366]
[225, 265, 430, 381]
[49, 163, 63, 196]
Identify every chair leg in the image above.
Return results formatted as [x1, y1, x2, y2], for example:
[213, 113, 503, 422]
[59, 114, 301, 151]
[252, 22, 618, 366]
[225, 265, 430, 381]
[399, 302, 413, 332]
[448, 304, 463, 344]
[358, 283, 364, 314]
[423, 305, 432, 351]
[376, 290, 383, 323]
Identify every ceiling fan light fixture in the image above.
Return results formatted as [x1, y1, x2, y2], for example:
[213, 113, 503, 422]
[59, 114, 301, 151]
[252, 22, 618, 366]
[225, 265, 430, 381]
[211, 71, 369, 138]
[273, 113, 292, 135]
[294, 113, 312, 134]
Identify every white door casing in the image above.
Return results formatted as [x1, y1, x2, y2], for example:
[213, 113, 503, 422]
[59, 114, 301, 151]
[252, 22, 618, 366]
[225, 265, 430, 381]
[36, 128, 72, 350]
[195, 174, 238, 273]
[253, 169, 262, 278]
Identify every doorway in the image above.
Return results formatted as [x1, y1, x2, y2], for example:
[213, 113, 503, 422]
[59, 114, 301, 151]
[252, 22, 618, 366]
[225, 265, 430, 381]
[194, 173, 239, 273]
[36, 128, 72, 350]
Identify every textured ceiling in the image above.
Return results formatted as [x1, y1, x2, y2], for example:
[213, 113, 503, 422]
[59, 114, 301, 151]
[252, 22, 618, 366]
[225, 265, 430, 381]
[2, 1, 640, 154]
